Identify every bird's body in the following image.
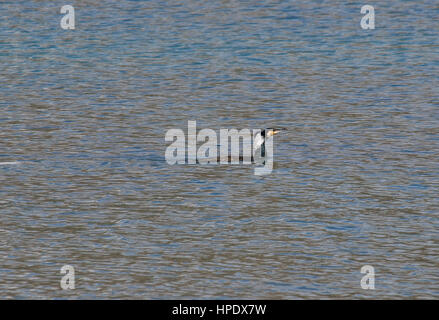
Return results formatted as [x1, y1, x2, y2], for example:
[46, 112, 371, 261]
[253, 128, 282, 158]
[204, 128, 284, 164]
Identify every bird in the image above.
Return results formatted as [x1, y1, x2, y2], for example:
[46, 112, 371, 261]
[214, 128, 284, 164]
[253, 128, 283, 158]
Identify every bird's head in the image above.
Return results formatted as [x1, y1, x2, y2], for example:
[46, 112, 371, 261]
[262, 128, 285, 138]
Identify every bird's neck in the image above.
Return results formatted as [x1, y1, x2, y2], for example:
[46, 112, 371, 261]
[253, 134, 266, 157]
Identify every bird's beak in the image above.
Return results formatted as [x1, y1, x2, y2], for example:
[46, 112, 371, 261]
[272, 128, 285, 135]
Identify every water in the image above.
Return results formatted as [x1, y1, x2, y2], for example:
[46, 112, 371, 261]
[0, 0, 438, 299]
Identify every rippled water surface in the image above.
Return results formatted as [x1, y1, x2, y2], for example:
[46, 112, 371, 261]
[0, 0, 438, 299]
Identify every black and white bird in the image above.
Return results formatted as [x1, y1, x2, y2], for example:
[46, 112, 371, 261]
[253, 128, 282, 158]
[213, 128, 284, 163]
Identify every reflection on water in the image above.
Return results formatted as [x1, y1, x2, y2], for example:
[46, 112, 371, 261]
[0, 0, 438, 298]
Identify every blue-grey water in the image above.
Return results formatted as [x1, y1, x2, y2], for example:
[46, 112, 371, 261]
[0, 0, 438, 299]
